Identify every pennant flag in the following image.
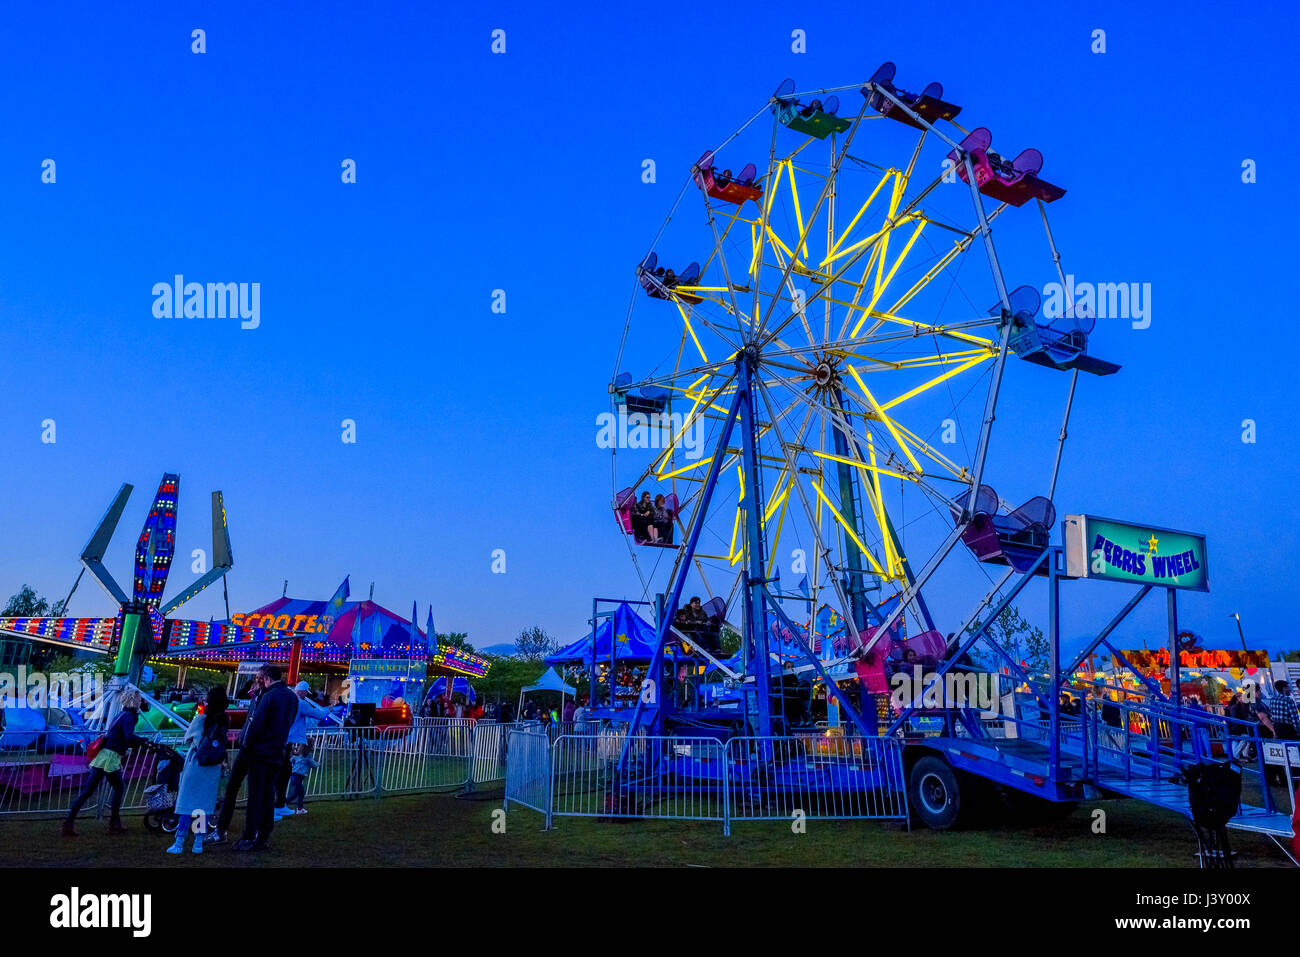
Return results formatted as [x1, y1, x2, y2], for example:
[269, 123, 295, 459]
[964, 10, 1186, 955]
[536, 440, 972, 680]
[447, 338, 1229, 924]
[773, 565, 782, 597]
[320, 576, 350, 634]
[797, 575, 808, 597]
[426, 607, 437, 653]
[410, 601, 420, 656]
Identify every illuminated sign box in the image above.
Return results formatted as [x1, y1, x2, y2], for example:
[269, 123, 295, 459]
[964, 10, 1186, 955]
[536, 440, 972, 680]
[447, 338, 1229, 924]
[1064, 514, 1208, 591]
[351, 658, 423, 680]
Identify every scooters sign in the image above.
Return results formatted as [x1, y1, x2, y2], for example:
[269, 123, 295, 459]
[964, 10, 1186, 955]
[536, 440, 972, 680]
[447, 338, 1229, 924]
[229, 611, 333, 633]
[1064, 514, 1208, 591]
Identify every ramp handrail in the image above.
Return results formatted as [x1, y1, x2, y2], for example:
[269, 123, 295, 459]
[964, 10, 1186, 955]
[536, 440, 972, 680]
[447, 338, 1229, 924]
[1079, 698, 1276, 815]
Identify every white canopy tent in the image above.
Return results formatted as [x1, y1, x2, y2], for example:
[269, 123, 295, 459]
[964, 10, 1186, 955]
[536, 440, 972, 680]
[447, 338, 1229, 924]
[518, 667, 577, 719]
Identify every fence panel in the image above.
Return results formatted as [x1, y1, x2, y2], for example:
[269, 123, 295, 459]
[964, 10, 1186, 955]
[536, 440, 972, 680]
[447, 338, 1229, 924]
[376, 722, 472, 793]
[0, 729, 188, 819]
[549, 734, 728, 824]
[726, 735, 908, 831]
[471, 721, 513, 784]
[503, 729, 551, 822]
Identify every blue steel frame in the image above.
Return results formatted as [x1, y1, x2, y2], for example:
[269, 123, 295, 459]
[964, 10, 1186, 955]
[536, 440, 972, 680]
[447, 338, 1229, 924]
[617, 355, 884, 768]
[586, 596, 657, 716]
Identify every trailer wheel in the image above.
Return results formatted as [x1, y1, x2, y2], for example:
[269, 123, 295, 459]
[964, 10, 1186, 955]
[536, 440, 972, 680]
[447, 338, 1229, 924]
[908, 755, 967, 830]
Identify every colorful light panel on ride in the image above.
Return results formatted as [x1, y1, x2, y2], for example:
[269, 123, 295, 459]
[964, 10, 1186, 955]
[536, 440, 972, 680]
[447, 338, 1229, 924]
[132, 474, 179, 607]
[0, 616, 116, 652]
[429, 645, 489, 678]
[164, 619, 294, 653]
[165, 595, 488, 675]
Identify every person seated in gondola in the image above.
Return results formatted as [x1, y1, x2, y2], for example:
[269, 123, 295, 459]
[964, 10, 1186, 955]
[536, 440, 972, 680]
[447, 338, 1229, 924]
[652, 494, 674, 544]
[676, 596, 709, 630]
[632, 491, 655, 542]
[902, 647, 939, 672]
[715, 168, 734, 187]
[676, 596, 720, 652]
[799, 99, 827, 118]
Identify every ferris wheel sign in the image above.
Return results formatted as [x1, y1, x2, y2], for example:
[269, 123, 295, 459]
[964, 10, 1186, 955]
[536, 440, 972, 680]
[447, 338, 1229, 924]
[1064, 515, 1208, 591]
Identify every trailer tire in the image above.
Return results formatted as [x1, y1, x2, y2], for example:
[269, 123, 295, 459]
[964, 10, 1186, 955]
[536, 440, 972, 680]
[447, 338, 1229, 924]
[908, 755, 968, 830]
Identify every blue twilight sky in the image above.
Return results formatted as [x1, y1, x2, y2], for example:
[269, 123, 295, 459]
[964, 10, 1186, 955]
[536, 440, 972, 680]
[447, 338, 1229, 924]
[0, 1, 1296, 660]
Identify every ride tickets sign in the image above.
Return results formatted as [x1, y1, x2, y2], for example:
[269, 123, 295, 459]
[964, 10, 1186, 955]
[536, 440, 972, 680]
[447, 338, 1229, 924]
[1064, 514, 1208, 591]
[350, 657, 422, 680]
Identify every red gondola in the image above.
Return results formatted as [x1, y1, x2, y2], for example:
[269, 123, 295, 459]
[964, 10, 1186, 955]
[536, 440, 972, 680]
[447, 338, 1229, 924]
[693, 151, 763, 205]
[947, 128, 1066, 207]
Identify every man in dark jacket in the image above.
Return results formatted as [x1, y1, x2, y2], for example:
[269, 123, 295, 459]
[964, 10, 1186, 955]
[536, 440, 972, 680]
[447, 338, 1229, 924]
[234, 665, 298, 851]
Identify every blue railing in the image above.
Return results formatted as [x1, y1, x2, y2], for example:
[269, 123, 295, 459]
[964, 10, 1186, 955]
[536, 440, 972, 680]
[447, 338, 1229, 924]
[1078, 698, 1275, 814]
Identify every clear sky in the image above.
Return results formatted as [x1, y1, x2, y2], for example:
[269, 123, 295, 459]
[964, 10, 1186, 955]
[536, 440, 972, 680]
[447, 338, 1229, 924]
[0, 1, 1296, 661]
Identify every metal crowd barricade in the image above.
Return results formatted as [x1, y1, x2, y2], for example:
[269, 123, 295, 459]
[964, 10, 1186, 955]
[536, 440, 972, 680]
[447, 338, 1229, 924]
[302, 727, 371, 799]
[503, 728, 552, 823]
[548, 734, 728, 827]
[0, 717, 489, 819]
[470, 720, 522, 785]
[0, 728, 187, 818]
[725, 734, 908, 834]
[375, 721, 473, 793]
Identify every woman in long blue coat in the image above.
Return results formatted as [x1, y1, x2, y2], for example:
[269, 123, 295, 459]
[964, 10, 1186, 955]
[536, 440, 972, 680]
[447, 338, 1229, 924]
[167, 687, 230, 855]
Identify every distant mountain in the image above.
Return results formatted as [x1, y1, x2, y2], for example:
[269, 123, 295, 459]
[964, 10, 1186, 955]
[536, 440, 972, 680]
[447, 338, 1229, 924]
[478, 643, 518, 657]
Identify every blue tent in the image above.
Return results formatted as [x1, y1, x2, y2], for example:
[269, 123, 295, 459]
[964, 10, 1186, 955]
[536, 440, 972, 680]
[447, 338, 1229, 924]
[426, 675, 477, 704]
[546, 602, 659, 667]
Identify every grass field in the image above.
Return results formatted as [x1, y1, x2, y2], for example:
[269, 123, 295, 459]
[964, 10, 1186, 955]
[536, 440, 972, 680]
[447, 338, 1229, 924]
[0, 787, 1291, 868]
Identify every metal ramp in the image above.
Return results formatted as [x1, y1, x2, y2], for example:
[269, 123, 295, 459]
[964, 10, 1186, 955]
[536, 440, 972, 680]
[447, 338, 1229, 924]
[1020, 701, 1292, 838]
[929, 698, 1296, 839]
[1091, 771, 1293, 837]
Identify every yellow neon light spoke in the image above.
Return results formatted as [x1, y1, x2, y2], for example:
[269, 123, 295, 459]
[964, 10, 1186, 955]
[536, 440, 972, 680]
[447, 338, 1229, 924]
[844, 365, 922, 473]
[880, 354, 990, 411]
[786, 160, 808, 261]
[809, 449, 910, 482]
[852, 217, 927, 338]
[674, 301, 710, 364]
[825, 169, 893, 262]
[809, 478, 885, 576]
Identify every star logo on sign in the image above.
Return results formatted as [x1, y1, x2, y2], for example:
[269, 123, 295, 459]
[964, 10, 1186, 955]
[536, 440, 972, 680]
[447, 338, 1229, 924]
[1146, 534, 1158, 554]
[617, 632, 628, 644]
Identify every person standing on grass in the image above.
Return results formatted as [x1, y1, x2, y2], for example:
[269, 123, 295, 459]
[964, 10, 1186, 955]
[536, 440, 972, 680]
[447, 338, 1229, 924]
[63, 690, 151, 837]
[285, 740, 318, 814]
[168, 687, 230, 855]
[272, 681, 332, 822]
[232, 665, 297, 852]
[208, 671, 266, 846]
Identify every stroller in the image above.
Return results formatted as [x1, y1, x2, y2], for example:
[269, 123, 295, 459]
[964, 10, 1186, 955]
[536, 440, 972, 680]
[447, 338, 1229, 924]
[142, 742, 184, 833]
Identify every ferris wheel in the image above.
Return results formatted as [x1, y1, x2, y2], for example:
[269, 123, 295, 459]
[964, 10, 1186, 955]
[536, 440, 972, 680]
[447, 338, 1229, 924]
[609, 64, 1119, 735]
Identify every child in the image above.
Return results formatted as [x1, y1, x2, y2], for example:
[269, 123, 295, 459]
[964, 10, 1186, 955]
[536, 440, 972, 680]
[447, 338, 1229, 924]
[286, 740, 318, 814]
